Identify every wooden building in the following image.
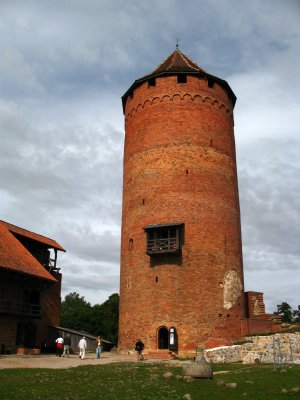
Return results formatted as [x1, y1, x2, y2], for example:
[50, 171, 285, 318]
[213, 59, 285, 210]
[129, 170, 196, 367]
[48, 326, 114, 353]
[0, 220, 65, 354]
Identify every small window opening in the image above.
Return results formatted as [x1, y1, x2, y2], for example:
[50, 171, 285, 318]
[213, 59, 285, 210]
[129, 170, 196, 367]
[129, 239, 133, 251]
[177, 74, 187, 84]
[148, 78, 156, 87]
[126, 276, 131, 289]
[208, 79, 214, 88]
[185, 169, 189, 175]
[142, 199, 145, 205]
[210, 140, 213, 147]
[155, 276, 158, 283]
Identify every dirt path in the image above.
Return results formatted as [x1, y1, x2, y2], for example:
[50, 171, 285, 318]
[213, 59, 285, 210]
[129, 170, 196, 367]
[0, 352, 139, 369]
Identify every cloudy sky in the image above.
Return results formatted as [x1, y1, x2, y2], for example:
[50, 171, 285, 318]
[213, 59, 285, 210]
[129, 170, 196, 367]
[1, 0, 299, 312]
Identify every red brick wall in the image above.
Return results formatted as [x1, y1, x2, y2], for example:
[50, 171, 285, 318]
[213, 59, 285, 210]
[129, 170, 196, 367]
[119, 74, 246, 353]
[245, 291, 266, 318]
[241, 318, 273, 336]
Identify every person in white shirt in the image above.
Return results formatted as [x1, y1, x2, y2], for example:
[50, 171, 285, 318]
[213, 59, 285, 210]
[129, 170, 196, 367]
[78, 336, 87, 359]
[55, 336, 64, 357]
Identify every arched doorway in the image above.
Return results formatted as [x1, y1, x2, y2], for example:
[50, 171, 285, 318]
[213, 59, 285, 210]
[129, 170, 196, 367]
[157, 326, 178, 351]
[158, 326, 168, 349]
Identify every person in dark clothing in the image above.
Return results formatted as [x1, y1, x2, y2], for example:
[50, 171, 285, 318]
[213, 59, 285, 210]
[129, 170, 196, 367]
[62, 334, 71, 357]
[135, 339, 144, 361]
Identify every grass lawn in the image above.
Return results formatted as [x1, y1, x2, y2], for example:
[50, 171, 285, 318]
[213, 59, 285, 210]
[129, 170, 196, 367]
[0, 362, 299, 400]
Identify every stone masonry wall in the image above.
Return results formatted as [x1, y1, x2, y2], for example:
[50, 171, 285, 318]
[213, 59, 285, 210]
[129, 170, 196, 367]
[204, 332, 300, 364]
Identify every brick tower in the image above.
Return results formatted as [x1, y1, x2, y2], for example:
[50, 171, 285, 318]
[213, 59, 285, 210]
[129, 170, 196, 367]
[119, 48, 246, 355]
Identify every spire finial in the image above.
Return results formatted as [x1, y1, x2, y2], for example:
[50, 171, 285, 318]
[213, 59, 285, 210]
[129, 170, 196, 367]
[176, 38, 180, 50]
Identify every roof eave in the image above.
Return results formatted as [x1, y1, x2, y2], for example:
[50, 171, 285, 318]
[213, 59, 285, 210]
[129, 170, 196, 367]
[144, 221, 184, 231]
[122, 70, 236, 113]
[0, 264, 57, 283]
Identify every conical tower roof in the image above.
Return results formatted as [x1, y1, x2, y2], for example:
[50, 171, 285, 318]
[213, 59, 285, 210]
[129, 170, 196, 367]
[148, 49, 207, 75]
[122, 48, 236, 112]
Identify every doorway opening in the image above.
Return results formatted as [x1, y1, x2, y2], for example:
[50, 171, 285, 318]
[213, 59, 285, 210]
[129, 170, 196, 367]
[158, 326, 168, 349]
[16, 322, 37, 347]
[157, 326, 178, 351]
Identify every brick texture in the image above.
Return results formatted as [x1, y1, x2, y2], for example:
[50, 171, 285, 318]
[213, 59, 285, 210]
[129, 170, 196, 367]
[119, 74, 246, 354]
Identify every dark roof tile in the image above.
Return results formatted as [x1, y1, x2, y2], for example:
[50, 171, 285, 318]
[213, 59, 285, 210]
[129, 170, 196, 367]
[122, 49, 236, 113]
[149, 50, 206, 75]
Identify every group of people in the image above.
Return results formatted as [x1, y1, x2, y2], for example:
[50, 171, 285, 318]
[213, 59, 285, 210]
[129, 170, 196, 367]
[55, 334, 72, 357]
[55, 335, 103, 359]
[55, 335, 145, 360]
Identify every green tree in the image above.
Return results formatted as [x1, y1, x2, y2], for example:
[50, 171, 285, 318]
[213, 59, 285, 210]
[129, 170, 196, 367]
[275, 302, 293, 322]
[91, 293, 119, 343]
[293, 305, 300, 323]
[60, 292, 119, 343]
[60, 292, 92, 332]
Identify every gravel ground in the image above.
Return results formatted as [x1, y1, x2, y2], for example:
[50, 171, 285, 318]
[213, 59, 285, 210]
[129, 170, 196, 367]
[0, 352, 138, 369]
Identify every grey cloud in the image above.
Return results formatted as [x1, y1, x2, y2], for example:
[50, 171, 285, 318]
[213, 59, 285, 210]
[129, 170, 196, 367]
[0, 101, 123, 211]
[245, 268, 299, 312]
[58, 224, 120, 265]
[1, 0, 299, 307]
[61, 267, 120, 305]
[238, 136, 300, 313]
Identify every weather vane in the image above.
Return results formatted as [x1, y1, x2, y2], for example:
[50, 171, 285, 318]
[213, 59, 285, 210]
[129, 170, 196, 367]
[176, 38, 180, 50]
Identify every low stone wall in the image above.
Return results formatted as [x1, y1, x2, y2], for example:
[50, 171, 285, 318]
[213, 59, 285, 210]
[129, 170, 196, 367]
[204, 332, 300, 364]
[205, 345, 241, 363]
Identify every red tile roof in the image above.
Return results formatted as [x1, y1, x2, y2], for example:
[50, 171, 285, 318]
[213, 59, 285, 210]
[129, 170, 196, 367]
[0, 221, 65, 282]
[0, 221, 66, 252]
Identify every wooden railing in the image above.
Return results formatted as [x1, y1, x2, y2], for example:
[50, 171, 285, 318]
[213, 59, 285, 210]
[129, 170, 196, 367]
[147, 237, 180, 255]
[0, 300, 41, 317]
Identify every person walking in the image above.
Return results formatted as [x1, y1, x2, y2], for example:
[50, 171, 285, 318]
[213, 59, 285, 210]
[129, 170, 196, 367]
[55, 336, 64, 357]
[95, 336, 102, 359]
[62, 334, 71, 357]
[135, 338, 144, 361]
[78, 336, 87, 359]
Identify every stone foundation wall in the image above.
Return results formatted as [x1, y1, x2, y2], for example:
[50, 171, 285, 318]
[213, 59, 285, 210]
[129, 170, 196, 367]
[204, 332, 300, 364]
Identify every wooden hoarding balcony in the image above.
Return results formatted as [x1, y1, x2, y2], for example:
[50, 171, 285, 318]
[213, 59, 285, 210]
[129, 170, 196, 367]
[0, 299, 41, 318]
[146, 237, 180, 255]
